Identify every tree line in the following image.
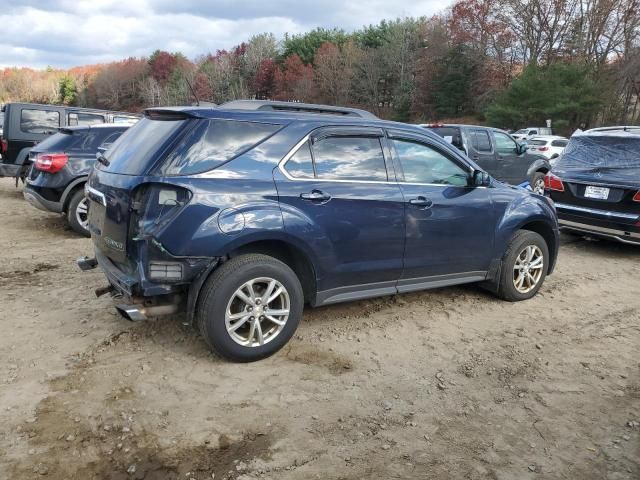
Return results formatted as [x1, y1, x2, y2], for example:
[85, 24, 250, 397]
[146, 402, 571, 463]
[1, 0, 638, 134]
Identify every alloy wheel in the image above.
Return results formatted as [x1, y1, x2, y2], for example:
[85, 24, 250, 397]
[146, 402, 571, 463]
[225, 277, 290, 347]
[533, 178, 545, 195]
[75, 197, 90, 230]
[513, 245, 544, 294]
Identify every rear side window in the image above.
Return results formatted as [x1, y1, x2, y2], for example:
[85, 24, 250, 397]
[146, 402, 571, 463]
[470, 130, 492, 152]
[161, 119, 280, 175]
[312, 136, 387, 181]
[20, 109, 60, 134]
[68, 112, 105, 126]
[98, 117, 186, 175]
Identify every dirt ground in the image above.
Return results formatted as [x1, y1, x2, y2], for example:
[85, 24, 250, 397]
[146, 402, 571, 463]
[0, 177, 638, 480]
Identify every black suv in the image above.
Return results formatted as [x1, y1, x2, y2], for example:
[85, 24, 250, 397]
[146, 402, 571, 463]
[0, 102, 138, 180]
[423, 124, 551, 194]
[545, 127, 640, 245]
[79, 100, 559, 362]
[23, 124, 129, 236]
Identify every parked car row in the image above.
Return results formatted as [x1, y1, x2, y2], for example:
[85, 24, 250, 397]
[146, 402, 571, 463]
[0, 102, 139, 179]
[5, 99, 637, 363]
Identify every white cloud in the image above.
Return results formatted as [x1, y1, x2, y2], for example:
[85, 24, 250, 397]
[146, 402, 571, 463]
[0, 0, 450, 69]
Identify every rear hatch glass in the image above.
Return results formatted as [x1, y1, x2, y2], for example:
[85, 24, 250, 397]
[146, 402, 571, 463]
[30, 130, 75, 153]
[96, 117, 186, 175]
[555, 135, 640, 183]
[528, 140, 546, 146]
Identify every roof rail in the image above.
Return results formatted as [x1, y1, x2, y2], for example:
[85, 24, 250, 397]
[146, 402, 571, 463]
[585, 126, 640, 134]
[219, 100, 378, 119]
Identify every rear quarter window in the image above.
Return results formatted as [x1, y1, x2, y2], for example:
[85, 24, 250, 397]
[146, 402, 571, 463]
[21, 109, 60, 134]
[160, 119, 280, 175]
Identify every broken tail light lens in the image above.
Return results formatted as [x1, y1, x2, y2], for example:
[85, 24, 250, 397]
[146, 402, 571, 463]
[544, 172, 564, 192]
[34, 153, 68, 173]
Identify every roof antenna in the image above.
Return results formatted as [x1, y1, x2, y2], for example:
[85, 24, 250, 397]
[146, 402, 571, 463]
[184, 76, 200, 106]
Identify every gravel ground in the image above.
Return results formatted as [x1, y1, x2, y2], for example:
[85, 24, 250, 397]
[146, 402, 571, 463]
[0, 177, 638, 479]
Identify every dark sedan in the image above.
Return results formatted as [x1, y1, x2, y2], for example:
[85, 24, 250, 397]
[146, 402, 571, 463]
[23, 124, 129, 236]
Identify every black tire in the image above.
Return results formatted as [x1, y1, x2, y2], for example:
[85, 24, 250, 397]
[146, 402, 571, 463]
[66, 189, 90, 237]
[530, 172, 546, 195]
[196, 254, 304, 362]
[496, 230, 549, 302]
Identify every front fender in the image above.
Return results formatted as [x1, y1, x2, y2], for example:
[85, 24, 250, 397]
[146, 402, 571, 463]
[491, 186, 559, 264]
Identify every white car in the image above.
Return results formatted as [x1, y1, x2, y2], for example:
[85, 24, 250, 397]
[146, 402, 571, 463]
[512, 127, 553, 140]
[526, 135, 568, 162]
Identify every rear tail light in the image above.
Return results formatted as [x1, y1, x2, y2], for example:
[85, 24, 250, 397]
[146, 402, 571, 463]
[544, 172, 564, 192]
[34, 153, 68, 173]
[1, 139, 7, 154]
[539, 146, 549, 151]
[633, 191, 640, 202]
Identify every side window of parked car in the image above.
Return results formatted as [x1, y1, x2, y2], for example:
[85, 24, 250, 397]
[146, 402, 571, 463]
[494, 132, 518, 154]
[312, 136, 388, 181]
[68, 112, 105, 126]
[20, 109, 60, 134]
[470, 130, 492, 152]
[284, 142, 315, 179]
[551, 139, 568, 147]
[391, 139, 468, 186]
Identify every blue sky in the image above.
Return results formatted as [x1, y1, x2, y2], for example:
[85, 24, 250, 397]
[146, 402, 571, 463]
[0, 0, 450, 69]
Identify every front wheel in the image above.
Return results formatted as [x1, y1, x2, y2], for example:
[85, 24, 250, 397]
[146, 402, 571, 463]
[530, 172, 546, 195]
[66, 189, 90, 237]
[196, 254, 304, 362]
[496, 230, 549, 302]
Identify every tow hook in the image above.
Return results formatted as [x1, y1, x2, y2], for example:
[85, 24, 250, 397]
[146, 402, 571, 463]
[77, 256, 98, 271]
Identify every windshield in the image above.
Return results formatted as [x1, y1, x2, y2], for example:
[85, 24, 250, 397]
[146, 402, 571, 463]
[98, 117, 186, 175]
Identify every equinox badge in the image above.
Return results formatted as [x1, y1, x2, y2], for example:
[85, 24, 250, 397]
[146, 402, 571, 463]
[103, 237, 124, 251]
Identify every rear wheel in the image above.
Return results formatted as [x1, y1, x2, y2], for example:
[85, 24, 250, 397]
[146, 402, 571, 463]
[530, 172, 546, 195]
[196, 254, 304, 362]
[496, 230, 548, 301]
[66, 189, 90, 237]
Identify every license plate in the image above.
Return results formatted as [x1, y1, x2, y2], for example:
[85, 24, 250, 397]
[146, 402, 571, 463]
[584, 185, 610, 200]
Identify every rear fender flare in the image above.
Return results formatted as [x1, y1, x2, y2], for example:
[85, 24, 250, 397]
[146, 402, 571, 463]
[526, 158, 551, 180]
[61, 176, 88, 210]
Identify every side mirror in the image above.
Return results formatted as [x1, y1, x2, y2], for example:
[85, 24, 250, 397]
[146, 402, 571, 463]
[516, 142, 527, 155]
[472, 170, 491, 187]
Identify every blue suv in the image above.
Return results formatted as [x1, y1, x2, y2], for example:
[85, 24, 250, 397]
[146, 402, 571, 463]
[79, 101, 559, 362]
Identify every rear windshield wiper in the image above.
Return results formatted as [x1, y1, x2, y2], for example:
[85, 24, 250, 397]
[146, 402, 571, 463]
[96, 153, 110, 167]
